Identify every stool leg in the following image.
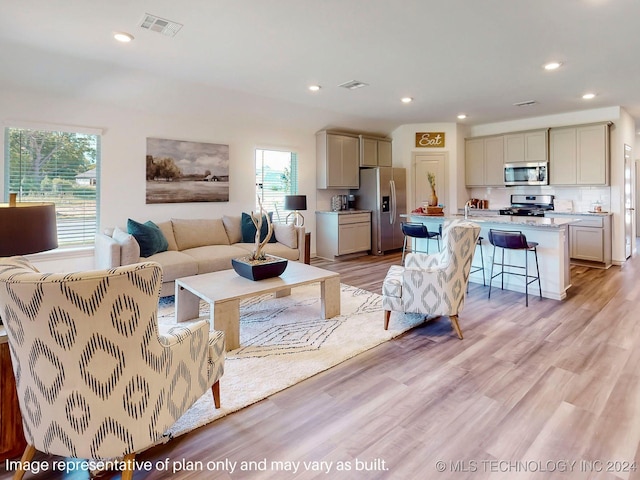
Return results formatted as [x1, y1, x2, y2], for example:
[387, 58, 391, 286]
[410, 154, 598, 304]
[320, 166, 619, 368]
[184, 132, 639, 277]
[501, 247, 505, 290]
[525, 249, 529, 307]
[402, 236, 407, 265]
[479, 241, 485, 286]
[488, 244, 496, 299]
[534, 247, 542, 299]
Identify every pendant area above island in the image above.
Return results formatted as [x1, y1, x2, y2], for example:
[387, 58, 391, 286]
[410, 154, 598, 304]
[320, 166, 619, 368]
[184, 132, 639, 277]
[402, 214, 579, 301]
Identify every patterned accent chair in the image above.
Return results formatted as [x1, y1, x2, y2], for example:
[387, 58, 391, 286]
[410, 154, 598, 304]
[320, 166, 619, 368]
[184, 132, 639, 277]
[0, 257, 225, 480]
[382, 220, 481, 339]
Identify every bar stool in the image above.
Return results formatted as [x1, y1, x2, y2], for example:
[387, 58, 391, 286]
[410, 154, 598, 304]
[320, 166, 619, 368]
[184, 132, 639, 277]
[400, 222, 441, 265]
[488, 229, 541, 307]
[468, 236, 486, 291]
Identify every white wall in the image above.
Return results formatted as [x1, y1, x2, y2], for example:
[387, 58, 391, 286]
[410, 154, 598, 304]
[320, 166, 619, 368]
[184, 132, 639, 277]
[0, 88, 322, 271]
[391, 123, 466, 214]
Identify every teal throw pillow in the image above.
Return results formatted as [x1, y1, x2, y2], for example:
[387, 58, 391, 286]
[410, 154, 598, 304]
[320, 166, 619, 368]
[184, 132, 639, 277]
[127, 219, 169, 257]
[241, 212, 277, 243]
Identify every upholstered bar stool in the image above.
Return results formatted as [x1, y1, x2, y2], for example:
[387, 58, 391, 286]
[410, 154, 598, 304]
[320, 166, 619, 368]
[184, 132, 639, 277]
[400, 222, 441, 264]
[488, 229, 541, 306]
[468, 236, 486, 291]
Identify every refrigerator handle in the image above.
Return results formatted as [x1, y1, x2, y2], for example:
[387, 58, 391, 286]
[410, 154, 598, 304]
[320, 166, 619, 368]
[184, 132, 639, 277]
[390, 180, 396, 224]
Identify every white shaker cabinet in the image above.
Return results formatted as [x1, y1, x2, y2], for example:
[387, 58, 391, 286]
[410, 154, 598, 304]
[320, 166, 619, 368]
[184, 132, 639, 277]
[504, 129, 548, 163]
[360, 136, 392, 167]
[315, 211, 371, 260]
[465, 135, 504, 186]
[316, 131, 360, 189]
[549, 123, 610, 186]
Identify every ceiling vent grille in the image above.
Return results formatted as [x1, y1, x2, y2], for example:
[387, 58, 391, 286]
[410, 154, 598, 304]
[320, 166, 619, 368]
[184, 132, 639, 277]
[338, 80, 369, 90]
[139, 13, 183, 37]
[513, 100, 538, 107]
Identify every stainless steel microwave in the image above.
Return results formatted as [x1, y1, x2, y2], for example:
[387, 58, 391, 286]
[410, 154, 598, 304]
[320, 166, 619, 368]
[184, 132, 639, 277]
[504, 162, 548, 186]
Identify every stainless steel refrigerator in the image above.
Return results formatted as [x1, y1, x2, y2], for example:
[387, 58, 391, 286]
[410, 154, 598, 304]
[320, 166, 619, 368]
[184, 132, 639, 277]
[354, 167, 407, 255]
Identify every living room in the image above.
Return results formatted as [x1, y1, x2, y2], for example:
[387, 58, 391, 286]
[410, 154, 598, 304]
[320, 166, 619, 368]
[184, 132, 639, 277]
[2, 1, 640, 479]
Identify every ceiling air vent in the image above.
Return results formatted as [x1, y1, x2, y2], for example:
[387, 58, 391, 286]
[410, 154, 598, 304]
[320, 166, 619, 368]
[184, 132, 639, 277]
[338, 80, 369, 90]
[513, 100, 538, 107]
[139, 13, 183, 37]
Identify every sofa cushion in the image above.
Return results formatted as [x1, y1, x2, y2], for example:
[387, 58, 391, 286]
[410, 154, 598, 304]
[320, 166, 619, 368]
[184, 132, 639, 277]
[113, 227, 140, 264]
[156, 220, 179, 251]
[235, 242, 300, 261]
[222, 215, 242, 244]
[241, 212, 276, 243]
[145, 250, 198, 282]
[181, 245, 250, 274]
[127, 219, 169, 257]
[273, 223, 297, 249]
[171, 218, 230, 250]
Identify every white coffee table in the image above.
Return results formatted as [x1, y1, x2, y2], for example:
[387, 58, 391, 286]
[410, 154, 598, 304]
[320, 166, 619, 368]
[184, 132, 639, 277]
[175, 262, 341, 351]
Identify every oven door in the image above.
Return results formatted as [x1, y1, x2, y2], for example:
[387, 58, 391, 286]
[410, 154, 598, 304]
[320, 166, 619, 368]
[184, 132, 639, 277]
[504, 162, 548, 186]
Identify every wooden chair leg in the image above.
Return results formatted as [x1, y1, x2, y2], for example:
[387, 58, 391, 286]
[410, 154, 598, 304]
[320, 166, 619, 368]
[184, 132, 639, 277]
[212, 380, 221, 409]
[450, 315, 463, 340]
[13, 444, 36, 480]
[121, 453, 136, 480]
[384, 310, 391, 330]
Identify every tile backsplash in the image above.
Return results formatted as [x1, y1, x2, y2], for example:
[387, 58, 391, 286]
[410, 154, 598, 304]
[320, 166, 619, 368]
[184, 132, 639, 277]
[469, 186, 610, 213]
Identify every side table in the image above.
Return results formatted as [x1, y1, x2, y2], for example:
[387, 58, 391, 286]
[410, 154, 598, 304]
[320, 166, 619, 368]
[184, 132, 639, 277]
[304, 232, 311, 264]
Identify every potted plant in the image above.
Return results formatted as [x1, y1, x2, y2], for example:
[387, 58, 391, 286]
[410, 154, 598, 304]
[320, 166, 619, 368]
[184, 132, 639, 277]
[231, 198, 288, 280]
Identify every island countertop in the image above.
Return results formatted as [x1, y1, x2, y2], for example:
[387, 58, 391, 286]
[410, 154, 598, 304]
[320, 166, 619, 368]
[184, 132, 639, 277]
[403, 213, 578, 228]
[402, 213, 573, 300]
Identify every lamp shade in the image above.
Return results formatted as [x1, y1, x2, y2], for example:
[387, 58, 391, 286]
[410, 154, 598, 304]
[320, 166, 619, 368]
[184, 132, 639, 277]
[284, 195, 307, 211]
[0, 202, 58, 256]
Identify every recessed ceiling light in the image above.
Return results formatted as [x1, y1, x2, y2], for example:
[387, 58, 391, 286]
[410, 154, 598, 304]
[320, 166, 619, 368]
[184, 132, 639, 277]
[582, 92, 596, 100]
[114, 32, 134, 43]
[401, 97, 413, 103]
[544, 61, 562, 70]
[457, 114, 467, 120]
[308, 85, 321, 92]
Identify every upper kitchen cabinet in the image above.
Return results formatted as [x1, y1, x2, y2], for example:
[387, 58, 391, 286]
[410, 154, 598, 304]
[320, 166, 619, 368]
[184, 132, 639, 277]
[465, 135, 504, 187]
[504, 129, 549, 163]
[359, 135, 392, 167]
[549, 123, 610, 186]
[316, 131, 360, 189]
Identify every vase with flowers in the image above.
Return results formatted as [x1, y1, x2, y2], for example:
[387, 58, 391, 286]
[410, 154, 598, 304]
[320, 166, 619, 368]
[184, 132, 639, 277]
[427, 172, 438, 206]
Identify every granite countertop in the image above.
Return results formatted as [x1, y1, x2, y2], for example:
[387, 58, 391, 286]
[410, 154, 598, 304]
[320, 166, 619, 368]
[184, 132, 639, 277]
[546, 211, 613, 216]
[405, 213, 577, 228]
[316, 210, 372, 214]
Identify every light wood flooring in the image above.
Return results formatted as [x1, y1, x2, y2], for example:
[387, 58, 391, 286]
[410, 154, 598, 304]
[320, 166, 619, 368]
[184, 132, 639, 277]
[6, 249, 640, 479]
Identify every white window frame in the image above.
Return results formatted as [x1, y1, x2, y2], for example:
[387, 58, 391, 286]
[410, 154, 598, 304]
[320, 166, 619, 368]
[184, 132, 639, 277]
[255, 148, 298, 221]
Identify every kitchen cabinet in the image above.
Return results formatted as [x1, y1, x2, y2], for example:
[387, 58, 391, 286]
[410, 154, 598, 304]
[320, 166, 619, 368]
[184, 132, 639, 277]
[465, 135, 504, 186]
[360, 136, 392, 167]
[546, 213, 612, 268]
[549, 123, 610, 185]
[316, 131, 360, 189]
[315, 211, 371, 260]
[504, 129, 548, 163]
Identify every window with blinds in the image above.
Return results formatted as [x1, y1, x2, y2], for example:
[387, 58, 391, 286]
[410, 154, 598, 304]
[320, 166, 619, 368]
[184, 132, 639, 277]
[4, 126, 100, 248]
[255, 149, 298, 221]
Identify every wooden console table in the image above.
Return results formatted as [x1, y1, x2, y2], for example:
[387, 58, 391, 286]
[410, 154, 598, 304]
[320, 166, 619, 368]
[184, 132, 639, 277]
[0, 328, 26, 461]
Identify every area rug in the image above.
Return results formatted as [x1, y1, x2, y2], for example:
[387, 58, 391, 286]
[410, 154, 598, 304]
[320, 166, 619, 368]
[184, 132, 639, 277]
[157, 283, 424, 440]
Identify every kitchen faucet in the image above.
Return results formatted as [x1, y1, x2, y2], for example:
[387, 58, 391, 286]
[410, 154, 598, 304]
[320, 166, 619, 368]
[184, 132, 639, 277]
[464, 200, 473, 219]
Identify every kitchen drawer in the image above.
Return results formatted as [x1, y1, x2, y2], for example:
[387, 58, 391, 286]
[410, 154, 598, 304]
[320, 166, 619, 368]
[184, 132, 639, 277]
[338, 213, 370, 225]
[573, 216, 603, 228]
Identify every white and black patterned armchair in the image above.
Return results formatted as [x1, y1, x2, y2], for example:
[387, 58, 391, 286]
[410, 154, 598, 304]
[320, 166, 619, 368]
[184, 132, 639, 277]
[382, 220, 481, 339]
[0, 257, 225, 480]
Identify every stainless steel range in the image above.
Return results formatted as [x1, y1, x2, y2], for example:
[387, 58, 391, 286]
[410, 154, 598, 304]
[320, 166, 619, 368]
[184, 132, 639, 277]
[499, 194, 554, 217]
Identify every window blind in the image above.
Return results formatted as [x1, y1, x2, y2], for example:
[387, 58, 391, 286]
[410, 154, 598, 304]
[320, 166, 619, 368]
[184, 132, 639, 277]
[255, 149, 298, 222]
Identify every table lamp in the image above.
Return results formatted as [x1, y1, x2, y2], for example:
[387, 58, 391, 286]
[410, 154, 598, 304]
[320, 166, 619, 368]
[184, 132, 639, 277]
[284, 195, 307, 227]
[0, 194, 58, 257]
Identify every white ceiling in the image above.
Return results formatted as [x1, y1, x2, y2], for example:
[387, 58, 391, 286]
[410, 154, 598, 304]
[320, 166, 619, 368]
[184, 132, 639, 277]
[1, 0, 639, 134]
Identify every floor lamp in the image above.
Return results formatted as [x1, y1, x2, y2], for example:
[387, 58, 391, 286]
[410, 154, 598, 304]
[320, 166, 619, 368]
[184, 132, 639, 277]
[284, 195, 307, 227]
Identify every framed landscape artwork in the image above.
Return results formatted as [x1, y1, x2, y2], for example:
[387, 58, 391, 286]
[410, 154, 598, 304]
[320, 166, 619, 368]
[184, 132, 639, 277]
[146, 137, 230, 204]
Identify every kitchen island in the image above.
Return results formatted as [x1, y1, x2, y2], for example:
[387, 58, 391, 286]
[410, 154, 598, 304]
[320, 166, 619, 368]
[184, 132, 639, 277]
[402, 214, 578, 300]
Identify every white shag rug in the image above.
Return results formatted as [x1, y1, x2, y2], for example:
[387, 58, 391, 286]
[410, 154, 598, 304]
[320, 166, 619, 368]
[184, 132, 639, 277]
[158, 283, 425, 439]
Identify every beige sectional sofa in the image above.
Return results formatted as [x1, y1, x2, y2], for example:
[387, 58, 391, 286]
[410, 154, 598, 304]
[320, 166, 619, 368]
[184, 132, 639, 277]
[95, 216, 305, 297]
